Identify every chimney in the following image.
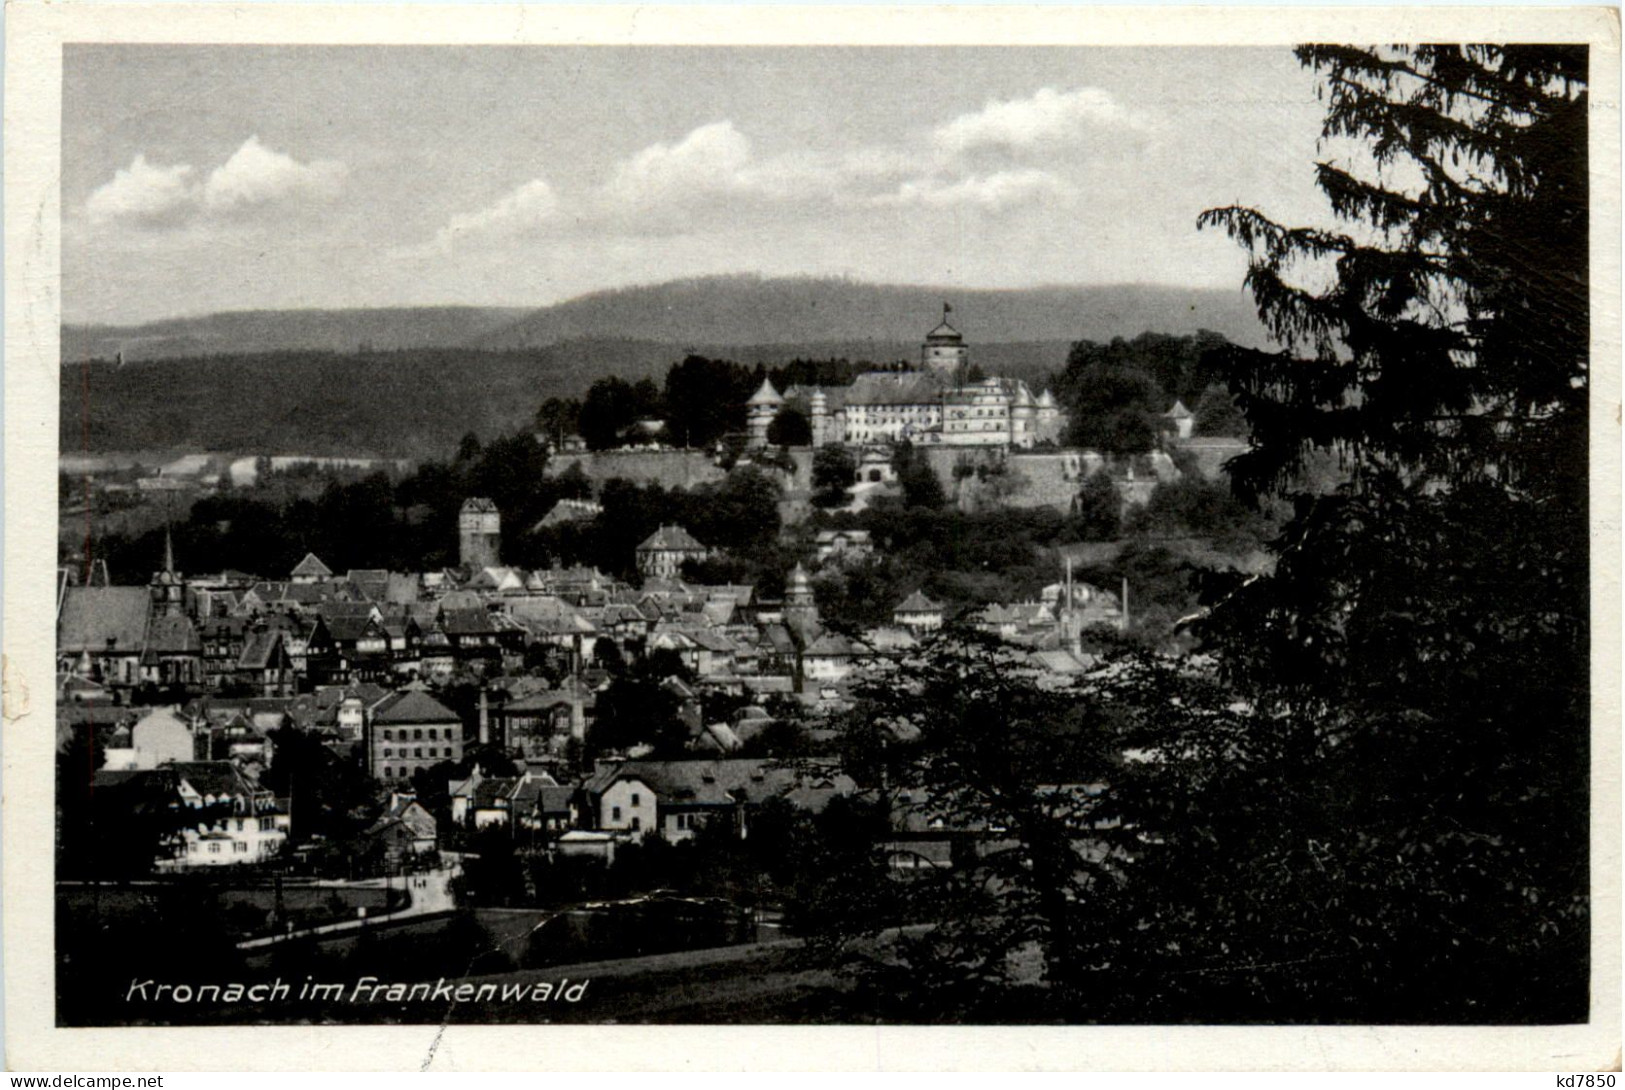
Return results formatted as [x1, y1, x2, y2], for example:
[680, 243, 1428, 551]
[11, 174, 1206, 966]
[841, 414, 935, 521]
[1122, 577, 1130, 630]
[477, 687, 490, 746]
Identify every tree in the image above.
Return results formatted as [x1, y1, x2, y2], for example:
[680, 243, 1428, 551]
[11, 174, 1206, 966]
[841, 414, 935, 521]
[1191, 383, 1247, 438]
[1054, 332, 1232, 454]
[1071, 469, 1122, 541]
[1179, 46, 1589, 1020]
[663, 355, 753, 448]
[766, 407, 812, 447]
[808, 630, 1137, 1019]
[891, 441, 945, 510]
[811, 446, 858, 508]
[534, 396, 581, 448]
[796, 45, 1591, 1026]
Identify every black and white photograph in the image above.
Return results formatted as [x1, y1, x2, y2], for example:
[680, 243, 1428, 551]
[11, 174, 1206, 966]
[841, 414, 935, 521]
[6, 3, 1618, 1069]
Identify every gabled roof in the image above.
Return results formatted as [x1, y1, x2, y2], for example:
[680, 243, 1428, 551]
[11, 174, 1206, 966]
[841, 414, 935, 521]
[237, 630, 285, 670]
[146, 613, 202, 655]
[895, 590, 942, 614]
[441, 608, 498, 636]
[638, 525, 707, 552]
[1164, 399, 1194, 419]
[291, 553, 333, 579]
[170, 761, 261, 802]
[58, 587, 150, 653]
[925, 318, 962, 342]
[372, 690, 461, 725]
[590, 758, 856, 811]
[845, 371, 948, 407]
[805, 632, 862, 657]
[461, 496, 499, 513]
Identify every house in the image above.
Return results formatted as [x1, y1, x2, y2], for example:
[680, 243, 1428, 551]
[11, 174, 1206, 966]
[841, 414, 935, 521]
[361, 790, 438, 871]
[497, 688, 591, 763]
[802, 631, 863, 682]
[237, 629, 295, 697]
[290, 553, 334, 584]
[893, 590, 944, 632]
[316, 682, 393, 742]
[161, 761, 289, 868]
[814, 529, 874, 564]
[583, 758, 856, 843]
[199, 616, 249, 688]
[635, 525, 711, 579]
[447, 767, 559, 830]
[101, 705, 197, 770]
[367, 689, 464, 782]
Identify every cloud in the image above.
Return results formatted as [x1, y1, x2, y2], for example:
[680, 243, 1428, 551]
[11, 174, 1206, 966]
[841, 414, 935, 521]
[602, 121, 755, 214]
[879, 169, 1076, 211]
[201, 135, 347, 216]
[84, 137, 346, 230]
[85, 155, 198, 228]
[933, 86, 1142, 155]
[434, 178, 564, 247]
[422, 100, 1101, 252]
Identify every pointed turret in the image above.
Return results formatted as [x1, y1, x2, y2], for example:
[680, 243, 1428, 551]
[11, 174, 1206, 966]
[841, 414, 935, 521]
[746, 378, 783, 448]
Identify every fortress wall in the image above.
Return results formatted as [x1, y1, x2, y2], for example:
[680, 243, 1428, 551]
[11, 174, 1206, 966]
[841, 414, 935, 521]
[544, 450, 727, 492]
[1175, 437, 1249, 480]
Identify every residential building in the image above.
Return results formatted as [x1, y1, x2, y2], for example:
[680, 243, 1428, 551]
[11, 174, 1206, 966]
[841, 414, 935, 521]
[459, 497, 502, 570]
[367, 689, 464, 782]
[636, 524, 711, 579]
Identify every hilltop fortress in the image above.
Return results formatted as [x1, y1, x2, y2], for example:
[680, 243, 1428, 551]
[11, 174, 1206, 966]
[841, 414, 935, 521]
[746, 309, 1068, 450]
[543, 311, 1241, 514]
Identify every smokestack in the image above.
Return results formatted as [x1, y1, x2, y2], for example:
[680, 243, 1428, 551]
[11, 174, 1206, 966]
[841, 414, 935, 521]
[1121, 577, 1130, 630]
[477, 687, 490, 746]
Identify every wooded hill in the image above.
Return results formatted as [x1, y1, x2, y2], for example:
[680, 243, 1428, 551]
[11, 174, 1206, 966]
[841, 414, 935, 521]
[59, 276, 1266, 458]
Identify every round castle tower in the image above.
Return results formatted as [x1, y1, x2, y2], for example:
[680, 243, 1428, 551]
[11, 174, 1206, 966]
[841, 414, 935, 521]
[746, 378, 783, 449]
[921, 307, 968, 379]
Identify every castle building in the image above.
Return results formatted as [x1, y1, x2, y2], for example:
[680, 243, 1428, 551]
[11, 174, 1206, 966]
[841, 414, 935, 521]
[761, 310, 1067, 450]
[459, 497, 502, 570]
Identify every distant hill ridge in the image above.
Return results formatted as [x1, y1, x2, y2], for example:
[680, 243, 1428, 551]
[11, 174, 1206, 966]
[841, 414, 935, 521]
[63, 276, 1266, 363]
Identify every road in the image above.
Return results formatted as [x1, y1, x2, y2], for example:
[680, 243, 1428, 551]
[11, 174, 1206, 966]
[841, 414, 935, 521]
[237, 860, 461, 949]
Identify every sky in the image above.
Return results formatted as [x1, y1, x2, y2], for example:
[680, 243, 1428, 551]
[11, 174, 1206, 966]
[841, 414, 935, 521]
[62, 46, 1337, 326]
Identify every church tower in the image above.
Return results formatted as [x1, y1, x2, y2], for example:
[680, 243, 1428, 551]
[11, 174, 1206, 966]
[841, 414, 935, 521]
[921, 305, 968, 380]
[459, 497, 501, 570]
[149, 527, 185, 617]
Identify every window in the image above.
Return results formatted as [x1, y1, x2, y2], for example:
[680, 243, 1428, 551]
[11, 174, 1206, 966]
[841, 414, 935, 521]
[383, 748, 392, 758]
[631, 817, 641, 831]
[414, 729, 423, 740]
[208, 843, 221, 854]
[427, 728, 436, 741]
[384, 767, 393, 778]
[631, 793, 640, 806]
[612, 805, 622, 821]
[414, 748, 423, 759]
[235, 842, 248, 853]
